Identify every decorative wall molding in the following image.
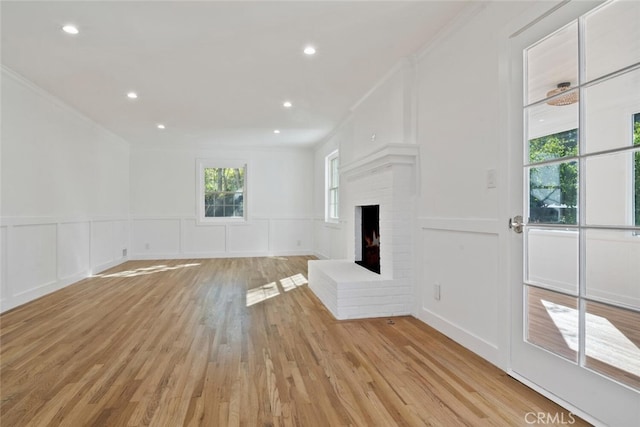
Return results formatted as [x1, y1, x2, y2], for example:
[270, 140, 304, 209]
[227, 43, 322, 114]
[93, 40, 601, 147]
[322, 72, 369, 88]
[130, 215, 315, 259]
[1, 215, 127, 227]
[418, 216, 501, 235]
[0, 216, 129, 313]
[415, 224, 502, 367]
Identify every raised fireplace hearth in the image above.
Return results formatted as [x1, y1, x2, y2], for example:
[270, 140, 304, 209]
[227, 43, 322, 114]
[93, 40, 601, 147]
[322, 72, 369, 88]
[309, 143, 418, 320]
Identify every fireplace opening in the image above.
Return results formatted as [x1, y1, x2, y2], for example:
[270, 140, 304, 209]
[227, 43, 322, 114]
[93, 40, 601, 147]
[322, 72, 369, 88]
[355, 205, 380, 274]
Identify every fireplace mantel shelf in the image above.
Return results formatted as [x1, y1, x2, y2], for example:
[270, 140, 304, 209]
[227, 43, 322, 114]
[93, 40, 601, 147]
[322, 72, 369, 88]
[340, 143, 418, 179]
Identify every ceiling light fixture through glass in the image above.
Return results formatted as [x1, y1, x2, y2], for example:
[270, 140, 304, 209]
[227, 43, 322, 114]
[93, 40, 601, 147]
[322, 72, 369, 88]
[62, 25, 79, 35]
[546, 82, 578, 106]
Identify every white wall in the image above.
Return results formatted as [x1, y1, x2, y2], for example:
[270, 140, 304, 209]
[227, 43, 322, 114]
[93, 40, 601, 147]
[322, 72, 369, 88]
[129, 144, 314, 258]
[310, 2, 533, 367]
[312, 126, 349, 259]
[348, 63, 412, 163]
[1, 68, 130, 312]
[413, 2, 539, 368]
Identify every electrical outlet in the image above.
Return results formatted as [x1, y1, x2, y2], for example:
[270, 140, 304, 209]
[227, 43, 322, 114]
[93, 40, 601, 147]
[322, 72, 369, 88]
[434, 283, 441, 301]
[122, 248, 127, 257]
[297, 240, 301, 247]
[145, 243, 150, 250]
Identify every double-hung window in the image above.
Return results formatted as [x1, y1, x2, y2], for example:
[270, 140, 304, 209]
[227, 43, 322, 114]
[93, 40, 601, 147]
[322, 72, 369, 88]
[326, 150, 339, 223]
[197, 159, 246, 223]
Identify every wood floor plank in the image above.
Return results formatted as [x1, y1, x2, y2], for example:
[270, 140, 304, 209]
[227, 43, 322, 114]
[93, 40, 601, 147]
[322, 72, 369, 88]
[1, 256, 589, 426]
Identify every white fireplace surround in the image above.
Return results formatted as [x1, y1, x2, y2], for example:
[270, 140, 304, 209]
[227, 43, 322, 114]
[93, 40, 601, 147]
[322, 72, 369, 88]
[309, 143, 418, 320]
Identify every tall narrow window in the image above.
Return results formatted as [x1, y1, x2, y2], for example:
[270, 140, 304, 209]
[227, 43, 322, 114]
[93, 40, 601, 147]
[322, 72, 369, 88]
[326, 150, 339, 222]
[197, 160, 246, 223]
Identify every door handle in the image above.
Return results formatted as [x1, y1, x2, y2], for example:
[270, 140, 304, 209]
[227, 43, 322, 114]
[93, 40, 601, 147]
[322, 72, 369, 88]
[509, 215, 524, 234]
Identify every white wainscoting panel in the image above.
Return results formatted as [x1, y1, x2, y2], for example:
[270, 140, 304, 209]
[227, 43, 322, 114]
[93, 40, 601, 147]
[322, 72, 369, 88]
[527, 229, 578, 293]
[270, 219, 312, 253]
[131, 217, 313, 259]
[1, 226, 8, 304]
[92, 220, 116, 269]
[1, 217, 129, 313]
[132, 218, 181, 257]
[182, 219, 226, 254]
[585, 229, 640, 308]
[10, 224, 58, 298]
[112, 220, 129, 261]
[58, 221, 91, 280]
[313, 219, 346, 260]
[227, 220, 269, 253]
[416, 217, 502, 366]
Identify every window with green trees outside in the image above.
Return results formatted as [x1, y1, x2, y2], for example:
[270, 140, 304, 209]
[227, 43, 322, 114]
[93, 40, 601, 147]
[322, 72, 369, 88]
[529, 129, 578, 224]
[204, 167, 245, 218]
[529, 113, 640, 226]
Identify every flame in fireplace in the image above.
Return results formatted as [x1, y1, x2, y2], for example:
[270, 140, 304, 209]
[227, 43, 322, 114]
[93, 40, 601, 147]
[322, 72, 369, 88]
[365, 231, 380, 248]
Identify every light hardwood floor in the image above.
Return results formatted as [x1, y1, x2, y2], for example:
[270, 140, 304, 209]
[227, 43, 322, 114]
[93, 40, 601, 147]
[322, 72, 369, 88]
[1, 257, 588, 426]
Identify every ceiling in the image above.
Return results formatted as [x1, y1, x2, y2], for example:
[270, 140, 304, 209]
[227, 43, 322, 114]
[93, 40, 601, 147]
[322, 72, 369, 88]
[1, 1, 470, 148]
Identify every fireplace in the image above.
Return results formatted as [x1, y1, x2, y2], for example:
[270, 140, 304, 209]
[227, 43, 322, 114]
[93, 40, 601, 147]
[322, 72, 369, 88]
[355, 205, 380, 274]
[308, 143, 418, 320]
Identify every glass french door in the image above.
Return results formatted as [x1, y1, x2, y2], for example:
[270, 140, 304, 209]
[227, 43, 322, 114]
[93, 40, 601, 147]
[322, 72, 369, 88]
[509, 1, 640, 425]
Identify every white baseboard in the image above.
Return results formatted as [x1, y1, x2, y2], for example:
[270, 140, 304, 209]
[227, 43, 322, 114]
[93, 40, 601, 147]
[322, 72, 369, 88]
[92, 257, 128, 275]
[2, 276, 79, 312]
[1, 259, 128, 313]
[130, 250, 314, 261]
[414, 307, 502, 369]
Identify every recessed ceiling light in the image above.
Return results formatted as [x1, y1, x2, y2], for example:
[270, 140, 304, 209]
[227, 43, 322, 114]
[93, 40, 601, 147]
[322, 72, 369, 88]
[127, 92, 138, 99]
[157, 124, 165, 129]
[274, 129, 281, 134]
[283, 101, 293, 108]
[62, 24, 79, 35]
[303, 46, 316, 55]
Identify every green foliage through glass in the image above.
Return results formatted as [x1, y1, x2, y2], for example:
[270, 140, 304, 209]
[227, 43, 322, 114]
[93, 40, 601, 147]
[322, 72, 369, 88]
[204, 167, 245, 218]
[529, 129, 578, 224]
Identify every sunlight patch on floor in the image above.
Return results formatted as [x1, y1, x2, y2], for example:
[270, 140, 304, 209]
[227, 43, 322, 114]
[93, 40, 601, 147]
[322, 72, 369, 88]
[542, 299, 640, 378]
[280, 274, 308, 292]
[246, 274, 308, 306]
[246, 282, 280, 307]
[93, 263, 201, 278]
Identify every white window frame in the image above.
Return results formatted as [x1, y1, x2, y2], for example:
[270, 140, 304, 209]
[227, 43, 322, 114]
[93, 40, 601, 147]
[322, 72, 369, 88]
[196, 159, 247, 224]
[325, 150, 339, 223]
